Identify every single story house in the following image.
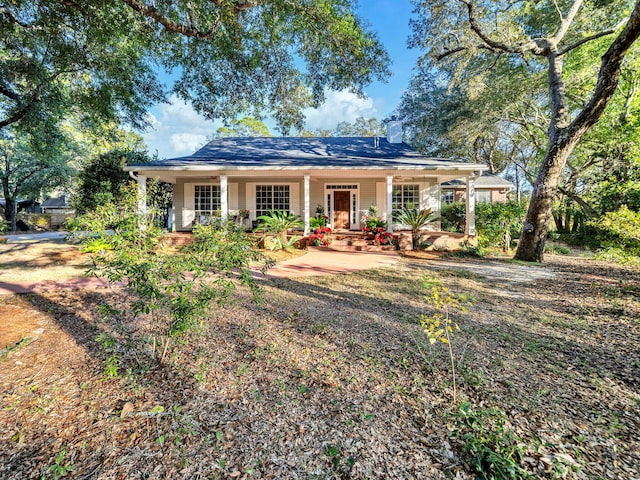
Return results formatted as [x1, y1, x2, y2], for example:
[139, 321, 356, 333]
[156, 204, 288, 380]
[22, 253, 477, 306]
[124, 123, 488, 236]
[441, 174, 515, 204]
[40, 195, 73, 214]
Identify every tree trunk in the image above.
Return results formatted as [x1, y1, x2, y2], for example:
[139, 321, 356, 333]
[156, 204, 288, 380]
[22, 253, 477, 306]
[515, 2, 640, 262]
[0, 170, 16, 232]
[515, 134, 578, 262]
[11, 198, 17, 232]
[553, 212, 564, 232]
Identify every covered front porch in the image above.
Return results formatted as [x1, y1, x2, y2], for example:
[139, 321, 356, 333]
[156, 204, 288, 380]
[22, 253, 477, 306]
[132, 169, 483, 239]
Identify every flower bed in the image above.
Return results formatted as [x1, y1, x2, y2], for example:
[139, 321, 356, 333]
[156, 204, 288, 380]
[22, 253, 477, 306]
[307, 227, 332, 246]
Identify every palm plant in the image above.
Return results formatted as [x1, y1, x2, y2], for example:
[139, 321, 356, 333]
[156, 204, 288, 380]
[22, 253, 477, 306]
[256, 210, 303, 250]
[396, 207, 439, 249]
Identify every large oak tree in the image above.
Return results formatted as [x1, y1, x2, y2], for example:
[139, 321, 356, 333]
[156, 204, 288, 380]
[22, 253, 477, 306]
[410, 0, 640, 261]
[0, 0, 389, 229]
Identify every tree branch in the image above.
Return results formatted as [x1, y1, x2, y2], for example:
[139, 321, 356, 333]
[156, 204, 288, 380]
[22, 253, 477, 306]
[551, 0, 583, 45]
[457, 0, 546, 55]
[557, 185, 597, 218]
[120, 0, 219, 38]
[569, 1, 640, 140]
[559, 26, 620, 56]
[0, 5, 38, 29]
[0, 85, 20, 102]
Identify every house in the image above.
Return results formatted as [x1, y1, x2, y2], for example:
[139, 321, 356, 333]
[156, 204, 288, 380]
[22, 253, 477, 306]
[124, 123, 488, 236]
[440, 174, 514, 204]
[40, 195, 73, 214]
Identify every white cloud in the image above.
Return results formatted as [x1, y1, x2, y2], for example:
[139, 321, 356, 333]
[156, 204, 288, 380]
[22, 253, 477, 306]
[169, 133, 208, 154]
[302, 89, 379, 131]
[139, 90, 382, 157]
[141, 95, 222, 159]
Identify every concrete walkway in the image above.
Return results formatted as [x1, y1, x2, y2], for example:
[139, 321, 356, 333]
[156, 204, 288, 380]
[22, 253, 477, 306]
[262, 248, 400, 278]
[0, 249, 401, 295]
[1, 231, 68, 243]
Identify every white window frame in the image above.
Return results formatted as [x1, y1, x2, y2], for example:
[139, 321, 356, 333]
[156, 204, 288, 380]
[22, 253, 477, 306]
[392, 184, 420, 221]
[476, 190, 492, 204]
[194, 184, 222, 219]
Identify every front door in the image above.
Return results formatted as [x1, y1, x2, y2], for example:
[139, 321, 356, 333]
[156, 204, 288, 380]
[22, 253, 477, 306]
[334, 191, 350, 229]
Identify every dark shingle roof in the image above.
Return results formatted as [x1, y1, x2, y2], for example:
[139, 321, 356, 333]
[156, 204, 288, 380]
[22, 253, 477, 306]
[41, 196, 70, 208]
[129, 137, 484, 170]
[442, 173, 514, 189]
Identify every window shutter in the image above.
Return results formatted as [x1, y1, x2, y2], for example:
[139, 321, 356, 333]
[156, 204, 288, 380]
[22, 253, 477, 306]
[183, 183, 195, 228]
[246, 183, 256, 220]
[375, 182, 387, 218]
[289, 182, 300, 214]
[228, 183, 238, 211]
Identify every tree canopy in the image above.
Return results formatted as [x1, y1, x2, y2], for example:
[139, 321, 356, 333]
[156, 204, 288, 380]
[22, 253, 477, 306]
[1, 0, 390, 137]
[405, 0, 640, 261]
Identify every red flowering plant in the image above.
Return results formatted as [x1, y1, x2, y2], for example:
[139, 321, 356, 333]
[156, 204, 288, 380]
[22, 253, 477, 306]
[307, 226, 333, 247]
[374, 230, 394, 246]
[362, 216, 387, 234]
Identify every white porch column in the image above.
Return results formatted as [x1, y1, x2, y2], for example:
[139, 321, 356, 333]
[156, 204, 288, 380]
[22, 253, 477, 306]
[465, 172, 480, 237]
[220, 174, 228, 220]
[304, 174, 310, 235]
[386, 175, 393, 233]
[137, 174, 147, 216]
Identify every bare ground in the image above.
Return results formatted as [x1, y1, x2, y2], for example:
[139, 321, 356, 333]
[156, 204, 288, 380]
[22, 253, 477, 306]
[0, 240, 91, 283]
[0, 250, 638, 479]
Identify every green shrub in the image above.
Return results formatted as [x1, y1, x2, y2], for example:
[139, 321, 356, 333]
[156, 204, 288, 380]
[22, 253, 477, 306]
[588, 205, 640, 257]
[256, 210, 303, 250]
[80, 238, 114, 254]
[451, 401, 530, 480]
[441, 202, 466, 233]
[441, 200, 527, 249]
[544, 243, 570, 255]
[476, 201, 527, 248]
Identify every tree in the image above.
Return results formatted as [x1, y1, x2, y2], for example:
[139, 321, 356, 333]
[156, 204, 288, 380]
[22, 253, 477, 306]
[333, 117, 386, 137]
[1, 1, 389, 138]
[0, 127, 73, 231]
[73, 150, 150, 215]
[213, 117, 272, 138]
[410, 0, 640, 261]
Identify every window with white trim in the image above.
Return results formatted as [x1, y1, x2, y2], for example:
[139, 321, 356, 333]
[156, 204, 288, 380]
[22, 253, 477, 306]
[441, 189, 455, 205]
[194, 185, 221, 217]
[256, 185, 290, 217]
[476, 190, 492, 203]
[392, 184, 419, 221]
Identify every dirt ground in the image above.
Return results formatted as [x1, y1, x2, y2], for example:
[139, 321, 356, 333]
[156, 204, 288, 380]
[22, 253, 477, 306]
[0, 247, 638, 479]
[0, 240, 92, 283]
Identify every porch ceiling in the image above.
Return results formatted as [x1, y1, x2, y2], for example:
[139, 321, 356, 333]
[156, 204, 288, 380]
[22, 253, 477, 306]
[127, 167, 485, 184]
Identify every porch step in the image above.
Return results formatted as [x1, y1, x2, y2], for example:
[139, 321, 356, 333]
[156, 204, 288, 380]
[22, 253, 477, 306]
[308, 244, 397, 253]
[330, 238, 371, 247]
[163, 233, 194, 246]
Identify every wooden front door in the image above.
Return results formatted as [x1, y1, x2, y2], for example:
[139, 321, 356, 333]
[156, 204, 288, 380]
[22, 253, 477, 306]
[334, 191, 350, 229]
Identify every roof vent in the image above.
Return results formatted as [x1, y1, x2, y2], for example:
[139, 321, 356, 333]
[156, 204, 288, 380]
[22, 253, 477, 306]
[373, 136, 379, 148]
[386, 121, 403, 144]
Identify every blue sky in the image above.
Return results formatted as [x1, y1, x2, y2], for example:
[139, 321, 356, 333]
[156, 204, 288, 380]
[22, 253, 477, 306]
[142, 1, 420, 159]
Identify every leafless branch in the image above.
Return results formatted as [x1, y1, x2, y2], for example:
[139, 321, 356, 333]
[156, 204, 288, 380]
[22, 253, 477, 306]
[552, 0, 564, 22]
[551, 0, 583, 45]
[0, 85, 20, 102]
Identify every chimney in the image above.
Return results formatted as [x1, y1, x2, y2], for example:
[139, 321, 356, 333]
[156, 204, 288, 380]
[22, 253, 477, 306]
[386, 121, 403, 144]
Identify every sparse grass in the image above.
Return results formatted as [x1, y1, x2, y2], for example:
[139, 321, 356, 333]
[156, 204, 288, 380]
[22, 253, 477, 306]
[0, 240, 91, 283]
[0, 250, 638, 479]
